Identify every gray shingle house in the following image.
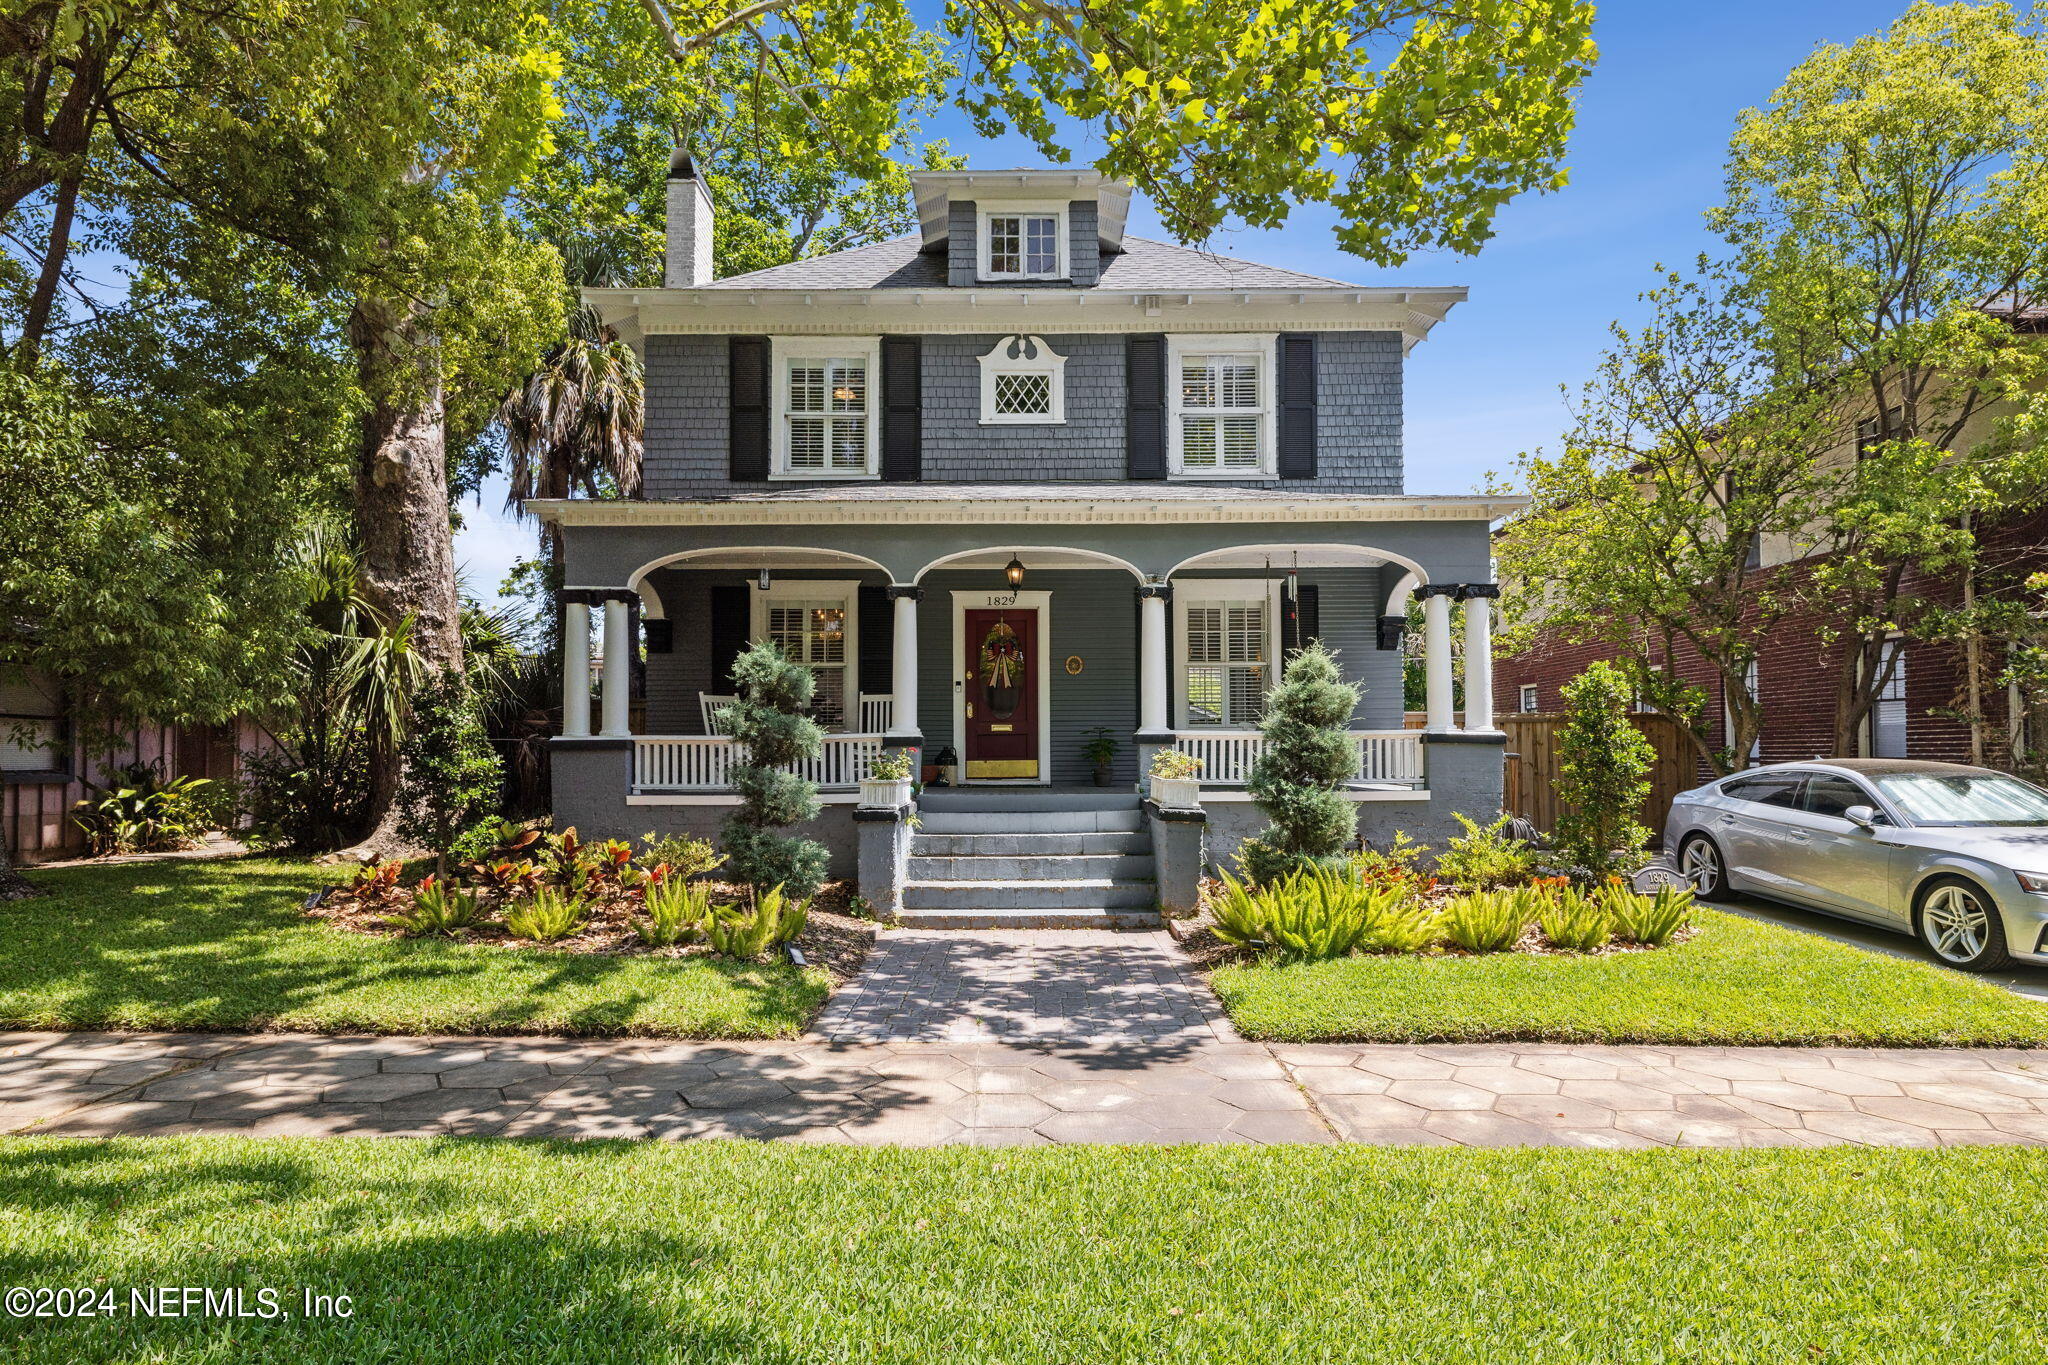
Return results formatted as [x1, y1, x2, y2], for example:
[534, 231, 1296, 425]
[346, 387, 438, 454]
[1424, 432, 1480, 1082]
[534, 158, 1521, 924]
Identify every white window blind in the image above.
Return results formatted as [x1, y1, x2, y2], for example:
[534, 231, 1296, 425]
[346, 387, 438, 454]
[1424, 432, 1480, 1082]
[1183, 601, 1269, 726]
[1873, 641, 1907, 759]
[767, 601, 849, 729]
[1174, 350, 1267, 472]
[783, 357, 868, 473]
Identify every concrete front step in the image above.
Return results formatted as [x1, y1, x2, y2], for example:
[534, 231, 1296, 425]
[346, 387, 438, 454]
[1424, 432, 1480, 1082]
[907, 853, 1157, 881]
[912, 831, 1151, 857]
[917, 809, 1144, 835]
[917, 789, 1140, 813]
[902, 878, 1157, 911]
[894, 907, 1163, 929]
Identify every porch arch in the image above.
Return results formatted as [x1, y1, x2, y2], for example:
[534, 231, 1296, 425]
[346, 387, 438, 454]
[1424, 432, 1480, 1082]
[1165, 541, 1428, 584]
[911, 544, 1145, 584]
[624, 544, 891, 589]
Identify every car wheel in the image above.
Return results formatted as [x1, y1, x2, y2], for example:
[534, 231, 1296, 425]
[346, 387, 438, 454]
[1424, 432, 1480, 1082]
[1915, 876, 2014, 972]
[1679, 835, 1732, 902]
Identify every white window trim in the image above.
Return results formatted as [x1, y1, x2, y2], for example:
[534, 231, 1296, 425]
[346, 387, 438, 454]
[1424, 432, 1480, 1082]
[977, 203, 1068, 282]
[1518, 684, 1538, 714]
[1173, 578, 1284, 729]
[749, 579, 860, 729]
[1166, 333, 1278, 481]
[977, 335, 1067, 425]
[767, 336, 881, 481]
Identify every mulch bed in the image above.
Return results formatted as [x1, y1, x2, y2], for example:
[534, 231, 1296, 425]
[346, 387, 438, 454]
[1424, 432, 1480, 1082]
[307, 877, 877, 983]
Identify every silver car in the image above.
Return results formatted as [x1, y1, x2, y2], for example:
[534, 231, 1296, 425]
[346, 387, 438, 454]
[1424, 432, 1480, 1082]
[1664, 758, 2048, 972]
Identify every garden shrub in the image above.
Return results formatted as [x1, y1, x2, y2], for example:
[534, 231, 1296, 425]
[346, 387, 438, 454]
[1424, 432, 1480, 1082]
[1537, 887, 1615, 951]
[396, 667, 503, 874]
[1210, 867, 1418, 961]
[72, 765, 218, 855]
[1241, 642, 1363, 883]
[1604, 883, 1694, 946]
[720, 642, 830, 897]
[380, 877, 483, 936]
[704, 885, 808, 960]
[638, 832, 727, 881]
[1435, 812, 1538, 890]
[1552, 661, 1654, 881]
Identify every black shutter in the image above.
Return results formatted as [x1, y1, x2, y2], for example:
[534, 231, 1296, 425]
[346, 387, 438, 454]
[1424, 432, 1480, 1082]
[644, 619, 674, 654]
[1280, 583, 1320, 656]
[857, 585, 892, 694]
[1126, 334, 1166, 479]
[708, 584, 749, 692]
[1277, 333, 1317, 479]
[881, 336, 921, 481]
[728, 336, 770, 481]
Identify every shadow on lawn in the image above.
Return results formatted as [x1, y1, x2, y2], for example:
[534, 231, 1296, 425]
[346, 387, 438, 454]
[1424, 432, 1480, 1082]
[0, 858, 817, 1038]
[0, 1139, 806, 1365]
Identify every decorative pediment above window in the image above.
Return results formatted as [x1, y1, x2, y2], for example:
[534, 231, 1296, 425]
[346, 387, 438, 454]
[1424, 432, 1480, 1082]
[978, 335, 1067, 425]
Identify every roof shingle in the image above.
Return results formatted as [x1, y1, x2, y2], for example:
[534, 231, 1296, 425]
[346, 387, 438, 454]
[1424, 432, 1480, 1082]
[701, 235, 1360, 292]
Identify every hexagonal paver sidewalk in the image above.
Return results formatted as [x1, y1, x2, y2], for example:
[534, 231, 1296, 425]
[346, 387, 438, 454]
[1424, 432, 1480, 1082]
[809, 928, 1238, 1044]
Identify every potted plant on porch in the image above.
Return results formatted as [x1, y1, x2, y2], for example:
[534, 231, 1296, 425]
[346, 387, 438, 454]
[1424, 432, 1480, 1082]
[859, 750, 916, 810]
[1147, 748, 1204, 809]
[1082, 726, 1120, 787]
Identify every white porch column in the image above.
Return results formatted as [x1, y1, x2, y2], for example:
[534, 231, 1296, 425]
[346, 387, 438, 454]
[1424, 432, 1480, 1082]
[888, 586, 921, 735]
[561, 600, 592, 737]
[599, 597, 632, 737]
[1139, 584, 1170, 732]
[1422, 587, 1455, 732]
[1463, 586, 1497, 731]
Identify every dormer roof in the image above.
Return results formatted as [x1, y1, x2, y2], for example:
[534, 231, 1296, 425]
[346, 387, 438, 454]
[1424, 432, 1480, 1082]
[910, 169, 1132, 251]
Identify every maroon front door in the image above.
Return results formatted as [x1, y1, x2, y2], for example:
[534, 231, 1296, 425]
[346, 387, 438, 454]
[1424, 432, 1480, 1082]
[964, 608, 1040, 780]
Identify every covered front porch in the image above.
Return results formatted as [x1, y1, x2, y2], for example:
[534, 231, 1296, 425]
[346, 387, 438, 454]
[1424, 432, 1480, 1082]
[540, 489, 1514, 850]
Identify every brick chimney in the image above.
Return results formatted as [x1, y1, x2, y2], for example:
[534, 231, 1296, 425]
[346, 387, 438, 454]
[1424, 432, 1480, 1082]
[665, 148, 714, 287]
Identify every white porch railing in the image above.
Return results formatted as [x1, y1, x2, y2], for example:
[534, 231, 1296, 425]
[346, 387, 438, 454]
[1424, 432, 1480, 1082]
[634, 734, 886, 792]
[1173, 729, 1425, 787]
[859, 693, 894, 732]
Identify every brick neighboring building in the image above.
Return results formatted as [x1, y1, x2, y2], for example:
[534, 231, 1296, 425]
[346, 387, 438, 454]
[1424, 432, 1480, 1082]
[1495, 505, 2048, 775]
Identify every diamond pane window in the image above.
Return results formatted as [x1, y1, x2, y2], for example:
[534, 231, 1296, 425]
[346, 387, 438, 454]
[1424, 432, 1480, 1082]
[994, 372, 1051, 416]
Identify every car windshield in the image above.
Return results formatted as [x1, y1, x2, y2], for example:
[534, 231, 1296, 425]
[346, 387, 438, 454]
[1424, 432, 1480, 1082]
[1873, 773, 2048, 827]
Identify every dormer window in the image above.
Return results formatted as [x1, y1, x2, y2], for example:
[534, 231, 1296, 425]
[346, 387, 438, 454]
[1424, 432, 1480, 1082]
[979, 205, 1066, 281]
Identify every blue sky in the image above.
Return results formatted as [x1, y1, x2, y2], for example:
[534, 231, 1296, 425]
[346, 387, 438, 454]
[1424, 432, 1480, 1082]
[455, 0, 1907, 601]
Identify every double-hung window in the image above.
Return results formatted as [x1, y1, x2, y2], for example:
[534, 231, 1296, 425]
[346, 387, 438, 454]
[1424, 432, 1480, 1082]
[1168, 334, 1276, 478]
[770, 337, 879, 479]
[752, 582, 857, 730]
[979, 206, 1066, 280]
[1176, 581, 1281, 728]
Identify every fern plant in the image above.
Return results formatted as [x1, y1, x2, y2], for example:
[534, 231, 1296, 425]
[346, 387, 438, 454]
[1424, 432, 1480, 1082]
[381, 877, 484, 937]
[1537, 888, 1614, 951]
[1606, 884, 1694, 947]
[1209, 872, 1272, 948]
[1439, 889, 1529, 952]
[756, 883, 810, 945]
[505, 886, 588, 943]
[637, 877, 713, 947]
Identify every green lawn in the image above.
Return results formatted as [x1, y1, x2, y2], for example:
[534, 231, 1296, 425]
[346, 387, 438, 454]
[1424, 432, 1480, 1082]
[1211, 908, 2048, 1045]
[1, 1137, 2043, 1363]
[0, 858, 828, 1038]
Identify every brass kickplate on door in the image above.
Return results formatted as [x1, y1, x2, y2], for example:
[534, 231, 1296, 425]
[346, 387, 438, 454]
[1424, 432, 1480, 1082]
[966, 759, 1039, 779]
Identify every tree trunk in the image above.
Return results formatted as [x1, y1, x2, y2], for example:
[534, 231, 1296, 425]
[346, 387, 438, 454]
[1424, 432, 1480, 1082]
[1960, 512, 1987, 766]
[0, 838, 35, 901]
[14, 169, 77, 369]
[334, 292, 465, 861]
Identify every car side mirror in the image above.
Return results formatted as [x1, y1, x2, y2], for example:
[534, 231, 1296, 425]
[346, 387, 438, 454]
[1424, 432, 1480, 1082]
[1844, 804, 1878, 829]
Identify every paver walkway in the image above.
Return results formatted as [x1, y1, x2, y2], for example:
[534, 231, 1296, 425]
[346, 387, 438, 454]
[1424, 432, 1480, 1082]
[8, 1029, 2048, 1148]
[810, 929, 1237, 1043]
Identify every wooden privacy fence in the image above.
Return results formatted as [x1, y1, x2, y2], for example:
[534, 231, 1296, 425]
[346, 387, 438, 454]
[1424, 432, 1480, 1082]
[1501, 713, 1694, 841]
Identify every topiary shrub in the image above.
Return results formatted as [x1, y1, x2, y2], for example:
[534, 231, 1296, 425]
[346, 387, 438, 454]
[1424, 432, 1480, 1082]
[720, 641, 830, 897]
[1239, 641, 1362, 883]
[1552, 660, 1654, 880]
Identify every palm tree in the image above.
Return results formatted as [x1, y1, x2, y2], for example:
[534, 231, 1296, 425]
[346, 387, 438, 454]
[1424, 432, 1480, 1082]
[496, 304, 645, 564]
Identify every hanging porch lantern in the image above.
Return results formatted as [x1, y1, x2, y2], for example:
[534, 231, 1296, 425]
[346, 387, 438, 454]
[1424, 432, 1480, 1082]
[1005, 554, 1026, 588]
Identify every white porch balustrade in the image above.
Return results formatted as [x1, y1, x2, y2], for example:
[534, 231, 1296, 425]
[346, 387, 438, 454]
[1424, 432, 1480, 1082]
[634, 733, 885, 792]
[1172, 729, 1424, 787]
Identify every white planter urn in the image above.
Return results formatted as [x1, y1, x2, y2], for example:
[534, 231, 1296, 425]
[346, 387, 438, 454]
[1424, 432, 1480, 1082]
[858, 777, 914, 810]
[1149, 774, 1202, 809]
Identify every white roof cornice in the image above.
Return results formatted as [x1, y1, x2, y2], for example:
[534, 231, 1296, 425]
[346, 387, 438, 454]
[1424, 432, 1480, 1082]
[528, 493, 1527, 528]
[582, 285, 1469, 351]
